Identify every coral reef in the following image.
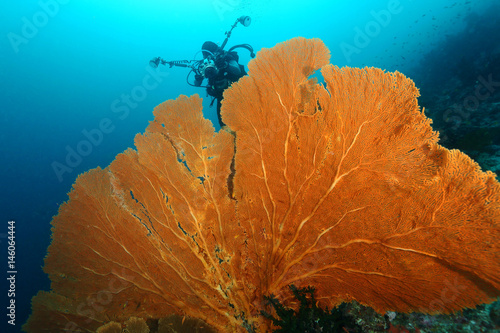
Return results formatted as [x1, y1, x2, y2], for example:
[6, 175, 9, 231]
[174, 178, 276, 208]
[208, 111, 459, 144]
[23, 37, 500, 332]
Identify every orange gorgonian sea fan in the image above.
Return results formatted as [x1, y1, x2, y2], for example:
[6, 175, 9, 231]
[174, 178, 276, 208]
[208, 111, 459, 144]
[24, 37, 500, 332]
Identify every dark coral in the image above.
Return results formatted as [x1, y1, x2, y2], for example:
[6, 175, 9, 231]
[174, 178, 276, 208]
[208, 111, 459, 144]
[260, 285, 362, 333]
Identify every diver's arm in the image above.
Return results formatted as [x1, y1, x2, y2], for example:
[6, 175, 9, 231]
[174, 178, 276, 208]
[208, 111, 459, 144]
[226, 60, 242, 76]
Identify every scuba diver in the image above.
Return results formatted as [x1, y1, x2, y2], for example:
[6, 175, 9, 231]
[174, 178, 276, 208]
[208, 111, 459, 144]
[193, 41, 246, 127]
[149, 16, 255, 128]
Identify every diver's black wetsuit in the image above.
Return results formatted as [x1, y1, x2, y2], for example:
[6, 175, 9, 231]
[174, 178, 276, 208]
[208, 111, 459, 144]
[194, 49, 246, 127]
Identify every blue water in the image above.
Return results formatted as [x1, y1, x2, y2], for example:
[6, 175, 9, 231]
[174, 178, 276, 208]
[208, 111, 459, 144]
[0, 0, 497, 332]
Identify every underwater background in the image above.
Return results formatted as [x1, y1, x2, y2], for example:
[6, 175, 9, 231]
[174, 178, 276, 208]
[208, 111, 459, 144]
[1, 0, 499, 332]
